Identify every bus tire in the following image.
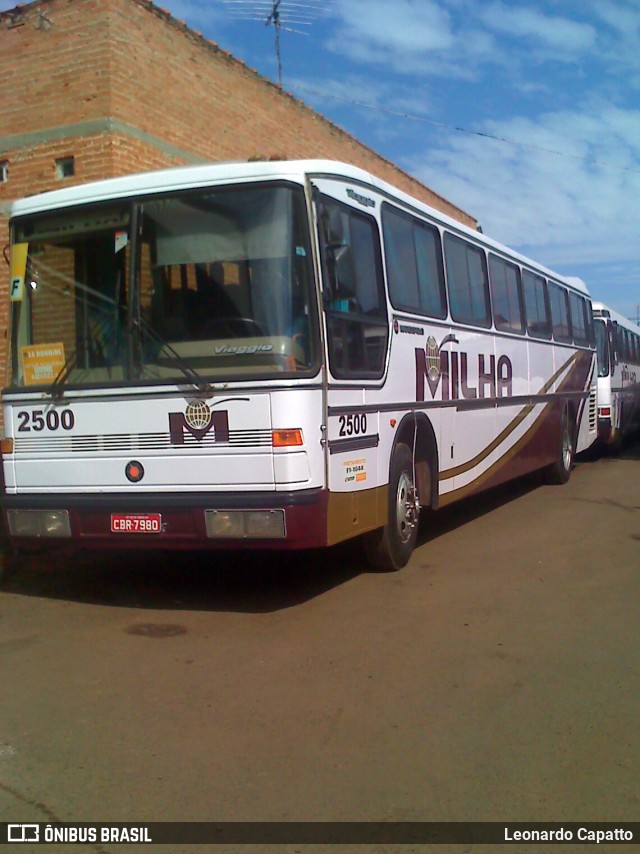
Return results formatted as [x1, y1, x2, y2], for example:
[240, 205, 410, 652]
[363, 442, 420, 571]
[544, 405, 574, 485]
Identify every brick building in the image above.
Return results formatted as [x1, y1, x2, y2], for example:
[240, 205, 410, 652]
[0, 0, 476, 376]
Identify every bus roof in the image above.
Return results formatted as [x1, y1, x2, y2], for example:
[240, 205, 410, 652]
[592, 301, 640, 332]
[10, 158, 590, 297]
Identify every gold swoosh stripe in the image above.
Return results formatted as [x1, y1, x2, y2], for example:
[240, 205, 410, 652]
[438, 402, 554, 506]
[439, 351, 580, 482]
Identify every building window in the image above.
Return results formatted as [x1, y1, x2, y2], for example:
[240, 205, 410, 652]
[0, 161, 8, 183]
[55, 156, 75, 179]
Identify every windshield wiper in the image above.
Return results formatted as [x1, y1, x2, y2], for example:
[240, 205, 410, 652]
[48, 352, 79, 401]
[46, 299, 121, 399]
[46, 314, 213, 399]
[135, 316, 213, 396]
[48, 318, 214, 399]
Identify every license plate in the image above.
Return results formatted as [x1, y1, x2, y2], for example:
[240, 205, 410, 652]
[110, 513, 162, 534]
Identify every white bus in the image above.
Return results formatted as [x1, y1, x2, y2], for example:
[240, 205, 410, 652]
[592, 301, 640, 450]
[1, 160, 598, 571]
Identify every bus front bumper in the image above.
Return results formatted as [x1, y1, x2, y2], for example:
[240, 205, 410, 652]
[2, 489, 328, 552]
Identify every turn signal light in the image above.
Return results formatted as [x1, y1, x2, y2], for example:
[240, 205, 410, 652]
[0, 438, 14, 455]
[272, 429, 303, 447]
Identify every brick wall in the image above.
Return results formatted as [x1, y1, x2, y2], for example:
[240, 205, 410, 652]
[0, 1, 112, 141]
[0, 0, 476, 398]
[103, 0, 474, 220]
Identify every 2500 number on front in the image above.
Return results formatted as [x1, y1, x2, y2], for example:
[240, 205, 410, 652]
[17, 408, 75, 432]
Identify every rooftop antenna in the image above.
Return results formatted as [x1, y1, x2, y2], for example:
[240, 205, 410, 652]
[223, 0, 331, 87]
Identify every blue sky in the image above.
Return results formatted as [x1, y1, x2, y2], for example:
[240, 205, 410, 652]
[3, 0, 639, 319]
[157, 0, 640, 320]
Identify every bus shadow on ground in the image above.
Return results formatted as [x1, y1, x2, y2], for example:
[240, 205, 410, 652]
[0, 544, 364, 614]
[607, 437, 640, 462]
[0, 473, 544, 613]
[415, 470, 542, 546]
[580, 436, 640, 463]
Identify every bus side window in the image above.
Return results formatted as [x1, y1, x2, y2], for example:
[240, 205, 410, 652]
[585, 300, 596, 348]
[444, 233, 491, 328]
[548, 282, 572, 343]
[382, 203, 446, 319]
[319, 201, 356, 308]
[594, 320, 610, 377]
[618, 326, 626, 363]
[318, 195, 388, 379]
[569, 293, 588, 346]
[522, 271, 551, 339]
[488, 254, 524, 334]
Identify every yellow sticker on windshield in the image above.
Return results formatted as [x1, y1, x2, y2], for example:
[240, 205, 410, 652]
[21, 343, 66, 386]
[9, 242, 29, 302]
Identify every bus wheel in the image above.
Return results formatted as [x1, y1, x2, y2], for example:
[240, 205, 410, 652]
[364, 442, 420, 571]
[544, 406, 574, 485]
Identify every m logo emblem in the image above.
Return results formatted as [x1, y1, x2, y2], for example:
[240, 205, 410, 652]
[169, 401, 229, 445]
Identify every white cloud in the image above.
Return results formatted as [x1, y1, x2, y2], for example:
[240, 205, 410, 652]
[326, 0, 493, 79]
[291, 74, 393, 109]
[333, 0, 454, 54]
[587, 0, 640, 86]
[289, 74, 439, 133]
[325, 0, 600, 80]
[408, 104, 640, 273]
[590, 0, 640, 37]
[481, 3, 596, 52]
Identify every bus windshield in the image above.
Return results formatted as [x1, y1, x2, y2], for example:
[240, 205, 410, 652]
[594, 319, 609, 378]
[8, 183, 316, 390]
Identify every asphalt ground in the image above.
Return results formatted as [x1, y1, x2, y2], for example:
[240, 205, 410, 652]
[1, 439, 639, 853]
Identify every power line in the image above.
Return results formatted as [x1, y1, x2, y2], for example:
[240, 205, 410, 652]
[291, 84, 640, 175]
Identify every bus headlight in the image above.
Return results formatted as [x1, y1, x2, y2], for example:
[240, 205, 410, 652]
[245, 511, 285, 538]
[205, 509, 285, 539]
[7, 509, 71, 538]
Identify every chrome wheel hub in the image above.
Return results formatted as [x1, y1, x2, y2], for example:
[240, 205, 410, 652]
[396, 471, 419, 543]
